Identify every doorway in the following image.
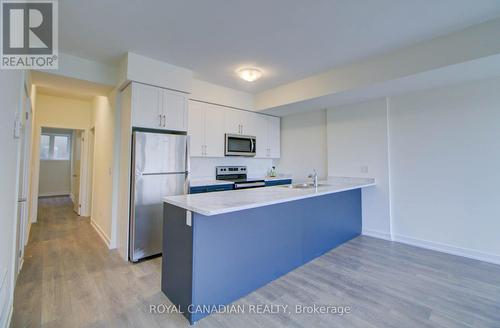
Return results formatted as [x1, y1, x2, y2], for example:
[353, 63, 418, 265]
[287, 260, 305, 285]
[38, 127, 90, 216]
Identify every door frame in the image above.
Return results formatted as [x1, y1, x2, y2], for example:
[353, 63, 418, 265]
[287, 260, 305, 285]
[30, 126, 93, 221]
[14, 83, 32, 279]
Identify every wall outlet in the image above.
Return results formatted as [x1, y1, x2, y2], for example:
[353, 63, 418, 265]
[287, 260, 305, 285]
[360, 165, 369, 174]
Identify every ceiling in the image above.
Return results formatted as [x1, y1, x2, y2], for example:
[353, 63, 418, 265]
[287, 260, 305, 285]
[32, 71, 113, 100]
[60, 0, 500, 93]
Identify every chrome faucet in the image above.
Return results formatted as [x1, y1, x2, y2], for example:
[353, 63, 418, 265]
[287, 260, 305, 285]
[308, 169, 318, 187]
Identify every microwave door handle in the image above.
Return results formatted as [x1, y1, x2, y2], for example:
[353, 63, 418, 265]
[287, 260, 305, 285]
[251, 139, 255, 153]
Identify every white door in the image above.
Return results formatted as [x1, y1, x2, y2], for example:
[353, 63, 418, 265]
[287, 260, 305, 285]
[132, 82, 162, 129]
[15, 92, 31, 277]
[224, 108, 242, 134]
[187, 100, 205, 157]
[204, 103, 225, 157]
[72, 131, 82, 215]
[163, 89, 187, 131]
[87, 128, 95, 216]
[268, 116, 281, 158]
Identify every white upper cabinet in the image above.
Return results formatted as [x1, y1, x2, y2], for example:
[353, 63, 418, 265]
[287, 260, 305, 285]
[268, 116, 281, 158]
[187, 101, 224, 157]
[131, 82, 188, 132]
[255, 115, 281, 159]
[131, 82, 162, 129]
[162, 89, 188, 131]
[254, 114, 269, 158]
[224, 109, 257, 136]
[187, 100, 204, 157]
[189, 100, 280, 159]
[204, 104, 225, 157]
[224, 109, 243, 135]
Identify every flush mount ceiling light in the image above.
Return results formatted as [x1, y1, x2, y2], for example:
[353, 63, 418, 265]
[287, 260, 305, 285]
[237, 68, 262, 82]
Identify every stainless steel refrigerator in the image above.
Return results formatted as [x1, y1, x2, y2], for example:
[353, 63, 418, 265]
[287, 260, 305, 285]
[130, 131, 189, 262]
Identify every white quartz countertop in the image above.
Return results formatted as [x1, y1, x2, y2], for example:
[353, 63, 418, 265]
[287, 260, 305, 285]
[164, 177, 375, 216]
[189, 179, 234, 187]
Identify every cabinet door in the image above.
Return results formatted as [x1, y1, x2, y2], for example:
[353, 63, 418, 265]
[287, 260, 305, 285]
[224, 108, 242, 134]
[254, 114, 269, 158]
[187, 100, 205, 157]
[240, 111, 258, 136]
[204, 104, 225, 157]
[268, 116, 281, 158]
[131, 83, 162, 129]
[163, 89, 187, 131]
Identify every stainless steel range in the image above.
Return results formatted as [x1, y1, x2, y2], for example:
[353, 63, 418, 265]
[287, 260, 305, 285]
[216, 166, 265, 189]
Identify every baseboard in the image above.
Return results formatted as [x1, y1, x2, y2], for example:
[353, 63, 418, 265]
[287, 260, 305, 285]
[39, 191, 70, 197]
[18, 257, 24, 275]
[393, 234, 500, 266]
[0, 302, 13, 328]
[90, 218, 111, 249]
[362, 228, 392, 241]
[24, 222, 31, 246]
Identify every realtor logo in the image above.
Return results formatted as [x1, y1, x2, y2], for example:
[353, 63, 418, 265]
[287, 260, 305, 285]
[1, 0, 58, 69]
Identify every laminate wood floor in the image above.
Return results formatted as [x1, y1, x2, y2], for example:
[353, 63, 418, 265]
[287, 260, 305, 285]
[11, 196, 500, 327]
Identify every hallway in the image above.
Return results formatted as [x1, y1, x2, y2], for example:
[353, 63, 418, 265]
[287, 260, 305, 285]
[11, 197, 169, 327]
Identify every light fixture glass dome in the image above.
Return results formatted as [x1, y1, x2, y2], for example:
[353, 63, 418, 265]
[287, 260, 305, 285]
[237, 68, 262, 82]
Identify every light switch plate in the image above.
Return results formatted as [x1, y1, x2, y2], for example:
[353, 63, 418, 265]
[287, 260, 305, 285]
[13, 116, 22, 139]
[186, 211, 192, 227]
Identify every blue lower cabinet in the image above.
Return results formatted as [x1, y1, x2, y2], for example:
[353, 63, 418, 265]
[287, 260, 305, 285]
[189, 184, 233, 194]
[162, 189, 362, 324]
[265, 179, 292, 187]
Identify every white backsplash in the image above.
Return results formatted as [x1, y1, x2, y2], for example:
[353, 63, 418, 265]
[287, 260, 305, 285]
[190, 157, 279, 179]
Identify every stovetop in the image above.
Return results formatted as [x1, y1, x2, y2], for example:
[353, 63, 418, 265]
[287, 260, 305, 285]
[215, 166, 264, 184]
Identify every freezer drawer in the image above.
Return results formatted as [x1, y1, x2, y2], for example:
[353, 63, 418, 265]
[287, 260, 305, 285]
[130, 172, 187, 262]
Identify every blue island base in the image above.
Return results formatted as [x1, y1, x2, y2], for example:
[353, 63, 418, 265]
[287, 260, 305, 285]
[162, 189, 361, 324]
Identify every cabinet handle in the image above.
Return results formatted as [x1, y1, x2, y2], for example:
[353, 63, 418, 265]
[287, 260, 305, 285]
[159, 114, 162, 127]
[163, 114, 166, 127]
[204, 145, 207, 156]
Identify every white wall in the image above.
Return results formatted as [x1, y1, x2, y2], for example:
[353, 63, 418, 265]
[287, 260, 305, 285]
[327, 99, 391, 239]
[389, 77, 500, 262]
[30, 94, 93, 222]
[38, 160, 71, 196]
[0, 70, 23, 328]
[324, 77, 500, 263]
[191, 79, 255, 111]
[278, 110, 327, 181]
[38, 52, 119, 87]
[90, 95, 115, 246]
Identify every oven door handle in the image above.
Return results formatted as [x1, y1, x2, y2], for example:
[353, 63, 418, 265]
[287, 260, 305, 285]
[234, 181, 266, 189]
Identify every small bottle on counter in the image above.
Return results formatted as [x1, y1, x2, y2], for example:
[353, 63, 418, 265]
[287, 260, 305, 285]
[269, 166, 277, 177]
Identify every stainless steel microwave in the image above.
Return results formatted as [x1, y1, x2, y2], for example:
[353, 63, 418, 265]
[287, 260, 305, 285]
[225, 134, 256, 157]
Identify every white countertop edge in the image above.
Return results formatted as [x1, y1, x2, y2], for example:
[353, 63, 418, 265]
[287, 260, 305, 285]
[164, 182, 375, 216]
[189, 179, 235, 187]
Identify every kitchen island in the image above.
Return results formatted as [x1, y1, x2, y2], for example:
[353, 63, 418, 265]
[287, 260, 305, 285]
[161, 177, 375, 324]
